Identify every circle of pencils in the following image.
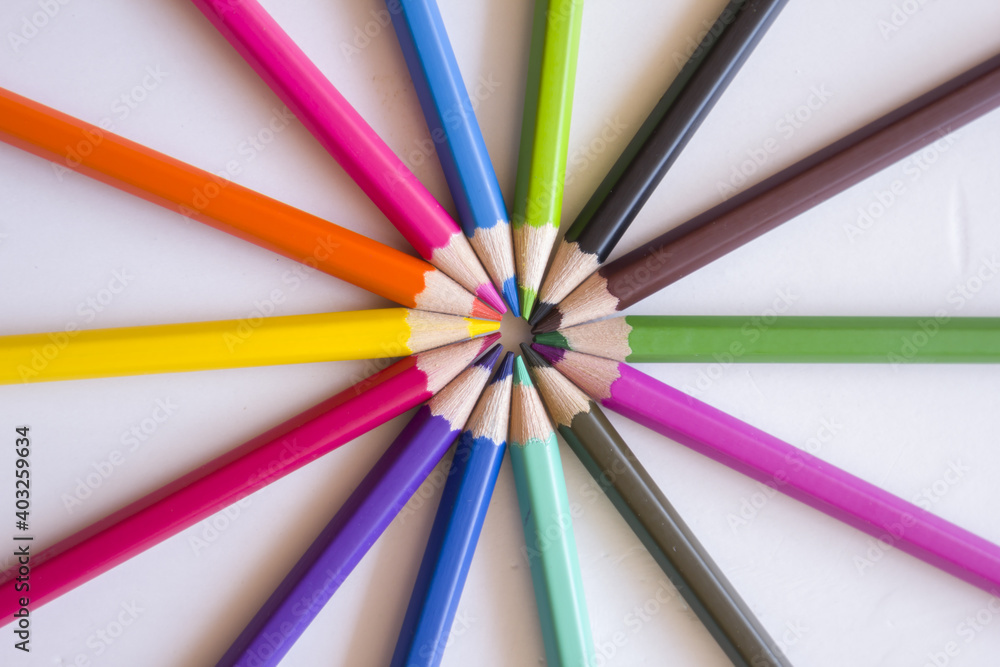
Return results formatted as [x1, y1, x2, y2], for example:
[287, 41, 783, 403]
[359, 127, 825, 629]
[3, 2, 1000, 665]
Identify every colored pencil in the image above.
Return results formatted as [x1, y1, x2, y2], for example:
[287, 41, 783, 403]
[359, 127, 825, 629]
[0, 335, 499, 619]
[535, 315, 1000, 364]
[1, 308, 500, 384]
[530, 0, 789, 327]
[533, 51, 1000, 333]
[217, 344, 502, 667]
[0, 87, 500, 321]
[521, 344, 789, 666]
[533, 344, 1000, 594]
[509, 356, 594, 666]
[511, 0, 585, 318]
[388, 0, 519, 316]
[191, 0, 506, 315]
[391, 352, 514, 667]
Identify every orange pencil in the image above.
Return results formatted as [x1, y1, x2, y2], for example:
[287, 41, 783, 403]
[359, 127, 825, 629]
[0, 88, 500, 321]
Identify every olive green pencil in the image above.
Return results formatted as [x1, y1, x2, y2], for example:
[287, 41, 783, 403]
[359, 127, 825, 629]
[535, 315, 1000, 363]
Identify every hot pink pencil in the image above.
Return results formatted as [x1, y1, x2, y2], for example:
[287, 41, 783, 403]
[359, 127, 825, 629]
[191, 0, 506, 314]
[534, 344, 1000, 594]
[0, 335, 499, 620]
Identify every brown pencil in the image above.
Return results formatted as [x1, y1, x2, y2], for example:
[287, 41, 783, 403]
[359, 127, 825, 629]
[533, 51, 1000, 333]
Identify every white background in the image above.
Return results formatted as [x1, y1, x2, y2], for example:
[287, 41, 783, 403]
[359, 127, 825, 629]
[2, 0, 1000, 665]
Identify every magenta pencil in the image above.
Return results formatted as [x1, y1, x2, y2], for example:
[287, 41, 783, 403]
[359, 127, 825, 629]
[533, 344, 1000, 594]
[191, 0, 506, 314]
[0, 335, 499, 621]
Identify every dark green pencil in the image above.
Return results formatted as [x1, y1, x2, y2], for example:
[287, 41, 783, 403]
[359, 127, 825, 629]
[520, 344, 790, 667]
[535, 315, 1000, 363]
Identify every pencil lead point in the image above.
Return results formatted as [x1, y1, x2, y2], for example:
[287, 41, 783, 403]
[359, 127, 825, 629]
[519, 286, 537, 321]
[491, 351, 515, 383]
[532, 309, 561, 334]
[501, 277, 521, 318]
[533, 331, 568, 350]
[476, 282, 508, 316]
[527, 301, 553, 328]
[531, 343, 566, 365]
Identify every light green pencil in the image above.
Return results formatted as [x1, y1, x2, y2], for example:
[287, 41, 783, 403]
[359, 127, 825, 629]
[509, 355, 594, 666]
[512, 0, 586, 319]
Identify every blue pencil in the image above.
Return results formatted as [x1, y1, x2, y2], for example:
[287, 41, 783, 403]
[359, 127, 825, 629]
[215, 345, 501, 667]
[388, 0, 519, 316]
[391, 352, 514, 667]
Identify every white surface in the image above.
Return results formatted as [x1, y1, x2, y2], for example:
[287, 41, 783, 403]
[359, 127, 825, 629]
[1, 1, 1000, 665]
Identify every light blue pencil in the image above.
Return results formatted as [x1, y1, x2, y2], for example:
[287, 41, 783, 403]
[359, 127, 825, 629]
[389, 0, 519, 316]
[391, 352, 514, 667]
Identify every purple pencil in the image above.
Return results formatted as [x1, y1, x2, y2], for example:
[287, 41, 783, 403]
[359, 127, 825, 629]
[533, 344, 1000, 594]
[215, 345, 502, 667]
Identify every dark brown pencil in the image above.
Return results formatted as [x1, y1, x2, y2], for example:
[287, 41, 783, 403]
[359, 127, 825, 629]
[533, 51, 1000, 333]
[520, 345, 791, 667]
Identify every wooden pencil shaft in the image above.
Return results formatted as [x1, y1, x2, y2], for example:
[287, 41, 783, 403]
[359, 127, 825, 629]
[558, 406, 789, 666]
[604, 52, 1000, 308]
[0, 309, 498, 383]
[565, 0, 789, 260]
[570, 315, 1000, 363]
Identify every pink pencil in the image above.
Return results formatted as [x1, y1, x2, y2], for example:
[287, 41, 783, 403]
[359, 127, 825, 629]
[0, 335, 498, 620]
[534, 344, 1000, 594]
[191, 0, 506, 314]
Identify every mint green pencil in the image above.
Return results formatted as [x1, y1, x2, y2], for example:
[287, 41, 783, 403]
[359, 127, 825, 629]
[535, 315, 1000, 363]
[511, 0, 585, 318]
[509, 356, 594, 666]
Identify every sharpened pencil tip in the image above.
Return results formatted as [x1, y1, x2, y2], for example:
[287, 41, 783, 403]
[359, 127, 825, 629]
[518, 344, 549, 369]
[476, 344, 503, 370]
[533, 331, 568, 350]
[476, 282, 508, 316]
[492, 351, 515, 383]
[532, 308, 561, 334]
[471, 299, 503, 321]
[531, 343, 566, 365]
[527, 301, 554, 328]
[512, 355, 533, 387]
[519, 286, 537, 321]
[466, 317, 502, 338]
[501, 277, 521, 318]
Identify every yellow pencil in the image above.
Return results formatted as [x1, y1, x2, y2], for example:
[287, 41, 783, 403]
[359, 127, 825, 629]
[2, 309, 499, 383]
